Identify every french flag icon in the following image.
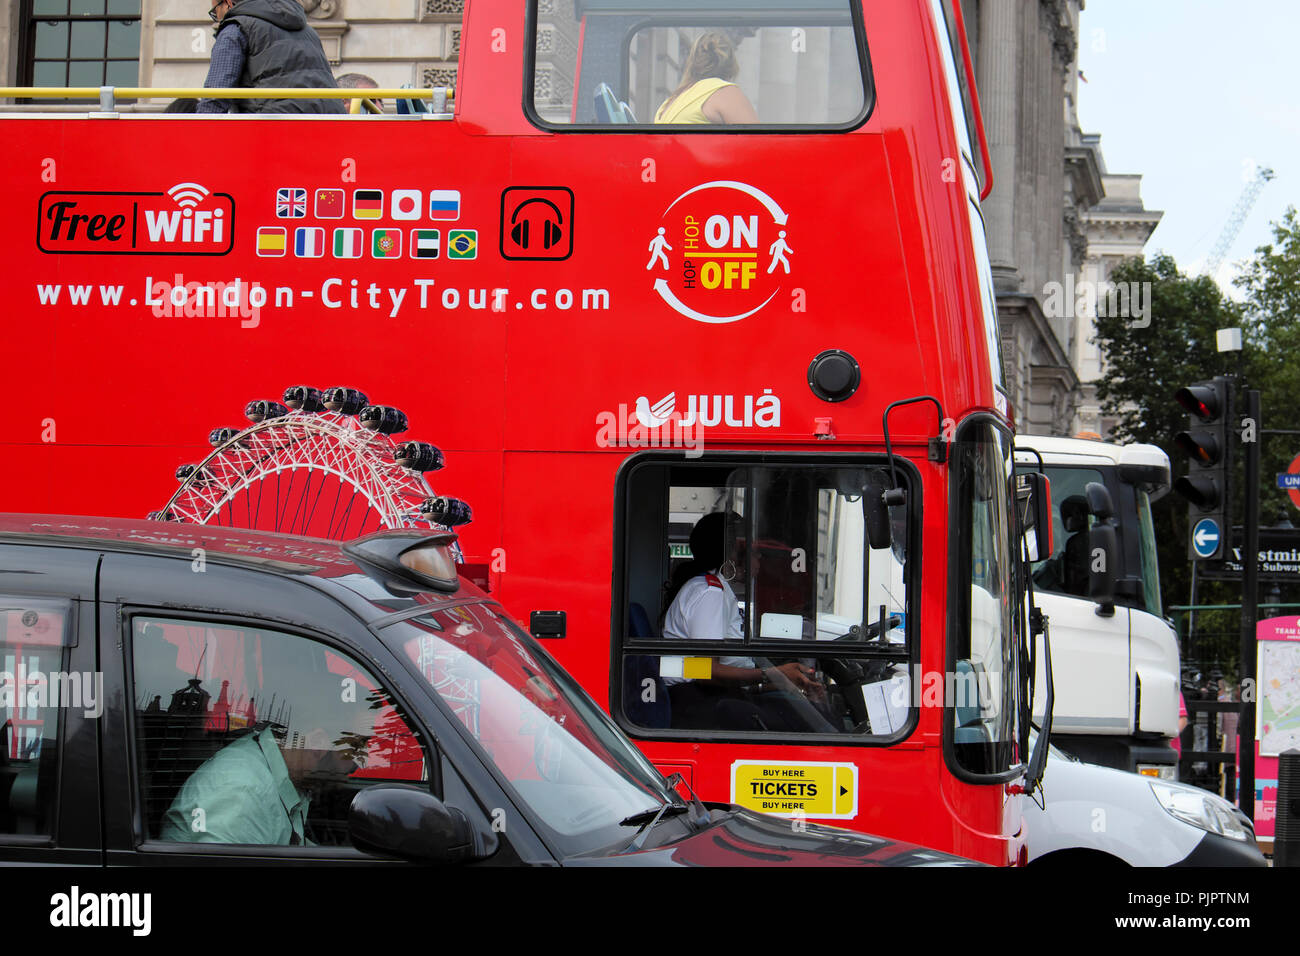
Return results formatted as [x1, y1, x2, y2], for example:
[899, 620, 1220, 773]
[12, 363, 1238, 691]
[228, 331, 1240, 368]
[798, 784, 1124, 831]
[295, 227, 325, 258]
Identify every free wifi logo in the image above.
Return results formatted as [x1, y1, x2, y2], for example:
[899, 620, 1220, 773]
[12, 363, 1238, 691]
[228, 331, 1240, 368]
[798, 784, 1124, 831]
[38, 181, 236, 257]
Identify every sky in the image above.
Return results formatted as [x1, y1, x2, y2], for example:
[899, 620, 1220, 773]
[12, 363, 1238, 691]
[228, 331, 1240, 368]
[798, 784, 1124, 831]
[1076, 0, 1300, 293]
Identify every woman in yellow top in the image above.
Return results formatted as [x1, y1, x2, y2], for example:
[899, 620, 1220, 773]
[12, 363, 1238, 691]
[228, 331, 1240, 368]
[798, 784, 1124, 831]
[654, 32, 759, 125]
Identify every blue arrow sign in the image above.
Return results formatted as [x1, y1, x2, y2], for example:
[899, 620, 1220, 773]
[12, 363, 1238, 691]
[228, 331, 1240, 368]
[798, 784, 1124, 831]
[1192, 518, 1222, 559]
[1278, 474, 1300, 489]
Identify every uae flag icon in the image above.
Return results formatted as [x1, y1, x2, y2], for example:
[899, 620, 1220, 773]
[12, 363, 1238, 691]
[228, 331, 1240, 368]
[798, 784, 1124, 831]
[410, 229, 440, 259]
[333, 227, 364, 259]
[295, 227, 325, 258]
[372, 229, 402, 259]
[353, 189, 384, 220]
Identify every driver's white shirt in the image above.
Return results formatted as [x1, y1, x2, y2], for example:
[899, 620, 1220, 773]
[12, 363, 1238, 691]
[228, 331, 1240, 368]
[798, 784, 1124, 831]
[661, 573, 753, 683]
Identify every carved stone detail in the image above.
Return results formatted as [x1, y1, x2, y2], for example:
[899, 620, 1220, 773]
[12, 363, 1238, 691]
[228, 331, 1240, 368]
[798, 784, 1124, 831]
[420, 64, 459, 89]
[298, 0, 339, 20]
[423, 0, 466, 17]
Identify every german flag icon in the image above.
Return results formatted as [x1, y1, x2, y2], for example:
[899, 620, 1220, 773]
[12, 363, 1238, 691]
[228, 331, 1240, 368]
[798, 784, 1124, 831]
[353, 189, 384, 220]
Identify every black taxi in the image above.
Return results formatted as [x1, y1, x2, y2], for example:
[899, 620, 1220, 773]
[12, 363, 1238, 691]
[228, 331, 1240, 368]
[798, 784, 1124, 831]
[0, 515, 973, 866]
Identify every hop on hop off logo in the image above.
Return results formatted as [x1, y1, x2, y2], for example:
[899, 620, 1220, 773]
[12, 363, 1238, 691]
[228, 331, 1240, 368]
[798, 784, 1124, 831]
[645, 180, 793, 324]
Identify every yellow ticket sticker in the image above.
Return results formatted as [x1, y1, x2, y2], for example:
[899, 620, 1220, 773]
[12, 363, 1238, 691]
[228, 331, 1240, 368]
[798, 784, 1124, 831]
[730, 760, 857, 820]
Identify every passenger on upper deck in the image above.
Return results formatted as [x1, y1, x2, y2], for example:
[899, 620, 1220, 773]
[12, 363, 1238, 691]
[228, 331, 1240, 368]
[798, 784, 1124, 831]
[336, 73, 383, 115]
[199, 0, 346, 114]
[653, 32, 759, 126]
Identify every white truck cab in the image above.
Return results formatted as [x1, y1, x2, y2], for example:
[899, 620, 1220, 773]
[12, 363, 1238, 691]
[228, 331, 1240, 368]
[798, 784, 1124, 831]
[1015, 436, 1180, 776]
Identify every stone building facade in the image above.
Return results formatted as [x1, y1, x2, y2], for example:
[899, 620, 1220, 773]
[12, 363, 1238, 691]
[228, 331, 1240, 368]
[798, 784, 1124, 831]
[0, 1, 463, 102]
[966, 0, 1159, 437]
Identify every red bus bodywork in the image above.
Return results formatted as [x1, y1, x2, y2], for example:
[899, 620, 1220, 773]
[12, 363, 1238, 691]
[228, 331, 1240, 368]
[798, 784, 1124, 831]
[0, 0, 1026, 863]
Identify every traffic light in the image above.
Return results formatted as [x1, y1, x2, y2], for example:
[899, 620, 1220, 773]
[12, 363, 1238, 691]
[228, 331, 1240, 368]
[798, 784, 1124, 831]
[1173, 376, 1233, 560]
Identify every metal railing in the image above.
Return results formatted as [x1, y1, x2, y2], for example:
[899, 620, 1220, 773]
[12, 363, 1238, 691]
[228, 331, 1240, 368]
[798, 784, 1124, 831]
[0, 86, 454, 116]
[1179, 697, 1241, 799]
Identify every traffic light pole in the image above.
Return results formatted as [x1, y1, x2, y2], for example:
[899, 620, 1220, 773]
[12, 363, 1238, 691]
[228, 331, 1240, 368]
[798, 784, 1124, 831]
[1238, 388, 1260, 819]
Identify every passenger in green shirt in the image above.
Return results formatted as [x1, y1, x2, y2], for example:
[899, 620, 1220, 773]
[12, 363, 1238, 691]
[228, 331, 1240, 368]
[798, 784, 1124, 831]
[161, 727, 311, 845]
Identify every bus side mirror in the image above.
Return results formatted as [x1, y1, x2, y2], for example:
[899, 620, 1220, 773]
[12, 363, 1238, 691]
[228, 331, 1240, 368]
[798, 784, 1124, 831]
[864, 470, 893, 551]
[1016, 472, 1052, 562]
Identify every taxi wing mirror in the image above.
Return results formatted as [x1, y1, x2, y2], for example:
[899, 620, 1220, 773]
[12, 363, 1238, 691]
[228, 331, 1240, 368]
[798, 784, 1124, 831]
[349, 785, 487, 864]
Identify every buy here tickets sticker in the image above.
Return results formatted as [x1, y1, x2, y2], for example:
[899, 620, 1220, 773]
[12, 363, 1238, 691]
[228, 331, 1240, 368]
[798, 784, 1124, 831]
[731, 760, 857, 820]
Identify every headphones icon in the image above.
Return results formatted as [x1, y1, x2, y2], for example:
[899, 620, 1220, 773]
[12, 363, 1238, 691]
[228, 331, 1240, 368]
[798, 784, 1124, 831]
[510, 197, 564, 250]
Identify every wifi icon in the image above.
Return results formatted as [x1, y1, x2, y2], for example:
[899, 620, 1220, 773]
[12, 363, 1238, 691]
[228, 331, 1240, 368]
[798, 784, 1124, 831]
[168, 182, 210, 208]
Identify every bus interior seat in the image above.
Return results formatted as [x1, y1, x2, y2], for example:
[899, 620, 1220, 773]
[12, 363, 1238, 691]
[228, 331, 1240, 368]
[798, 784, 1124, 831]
[952, 659, 990, 746]
[623, 602, 671, 728]
[594, 83, 633, 125]
[396, 85, 430, 115]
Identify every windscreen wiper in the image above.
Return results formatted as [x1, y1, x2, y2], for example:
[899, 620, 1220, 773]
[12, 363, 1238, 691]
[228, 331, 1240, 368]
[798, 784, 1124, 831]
[620, 773, 698, 851]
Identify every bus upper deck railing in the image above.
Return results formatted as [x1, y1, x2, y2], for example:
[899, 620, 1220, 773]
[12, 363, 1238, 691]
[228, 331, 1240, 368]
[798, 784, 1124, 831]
[0, 87, 455, 118]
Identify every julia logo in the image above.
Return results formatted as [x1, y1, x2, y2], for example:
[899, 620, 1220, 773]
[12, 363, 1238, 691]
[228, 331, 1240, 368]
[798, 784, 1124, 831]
[646, 181, 792, 324]
[631, 390, 782, 429]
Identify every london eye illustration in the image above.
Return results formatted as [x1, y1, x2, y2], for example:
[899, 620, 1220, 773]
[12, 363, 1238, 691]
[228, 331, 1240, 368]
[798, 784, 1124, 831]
[151, 385, 478, 725]
[151, 384, 472, 541]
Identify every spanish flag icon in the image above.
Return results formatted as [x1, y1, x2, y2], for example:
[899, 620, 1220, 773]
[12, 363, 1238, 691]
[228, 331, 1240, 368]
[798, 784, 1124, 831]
[256, 227, 287, 257]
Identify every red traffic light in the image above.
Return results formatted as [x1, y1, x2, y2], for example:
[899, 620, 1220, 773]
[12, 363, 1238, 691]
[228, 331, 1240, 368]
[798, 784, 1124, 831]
[1175, 384, 1223, 422]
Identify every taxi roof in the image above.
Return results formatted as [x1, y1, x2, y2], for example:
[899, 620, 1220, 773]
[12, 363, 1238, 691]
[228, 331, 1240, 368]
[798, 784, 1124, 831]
[0, 514, 482, 621]
[0, 514, 355, 572]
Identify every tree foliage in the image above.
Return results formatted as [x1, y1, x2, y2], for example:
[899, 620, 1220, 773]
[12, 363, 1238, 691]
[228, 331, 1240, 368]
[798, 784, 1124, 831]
[1092, 212, 1300, 670]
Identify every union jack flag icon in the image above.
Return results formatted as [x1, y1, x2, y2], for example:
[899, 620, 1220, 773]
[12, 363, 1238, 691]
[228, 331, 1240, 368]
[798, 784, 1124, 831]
[276, 187, 308, 219]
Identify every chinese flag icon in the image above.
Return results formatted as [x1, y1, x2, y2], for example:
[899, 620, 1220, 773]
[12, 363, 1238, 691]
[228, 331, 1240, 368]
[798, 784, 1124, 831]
[315, 188, 345, 219]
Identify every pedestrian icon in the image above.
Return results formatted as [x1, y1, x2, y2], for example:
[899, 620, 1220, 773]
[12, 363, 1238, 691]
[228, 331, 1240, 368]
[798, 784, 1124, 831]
[647, 227, 672, 271]
[767, 230, 792, 274]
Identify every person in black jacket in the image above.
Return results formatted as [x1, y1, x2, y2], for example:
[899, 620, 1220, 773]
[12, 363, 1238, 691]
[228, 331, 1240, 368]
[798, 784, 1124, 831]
[200, 0, 345, 114]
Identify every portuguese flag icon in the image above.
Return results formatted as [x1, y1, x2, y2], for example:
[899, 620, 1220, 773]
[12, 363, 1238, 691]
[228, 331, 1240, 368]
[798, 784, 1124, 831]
[372, 229, 402, 259]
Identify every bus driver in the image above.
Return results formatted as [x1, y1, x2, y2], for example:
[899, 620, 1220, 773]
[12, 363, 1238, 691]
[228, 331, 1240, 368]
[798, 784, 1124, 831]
[660, 512, 833, 732]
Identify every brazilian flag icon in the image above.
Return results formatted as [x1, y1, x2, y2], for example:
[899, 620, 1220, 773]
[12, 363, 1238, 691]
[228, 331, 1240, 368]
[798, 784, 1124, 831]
[447, 229, 478, 260]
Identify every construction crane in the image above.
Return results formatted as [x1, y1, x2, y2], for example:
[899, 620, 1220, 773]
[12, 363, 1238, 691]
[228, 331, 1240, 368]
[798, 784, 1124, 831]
[1204, 165, 1275, 276]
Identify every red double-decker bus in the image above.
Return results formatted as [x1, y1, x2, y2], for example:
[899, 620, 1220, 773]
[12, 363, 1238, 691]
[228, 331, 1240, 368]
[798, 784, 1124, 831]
[1, 0, 1049, 863]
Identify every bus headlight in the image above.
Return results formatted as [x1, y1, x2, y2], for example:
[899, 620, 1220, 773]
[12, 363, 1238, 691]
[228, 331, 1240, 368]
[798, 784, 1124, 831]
[1150, 782, 1251, 841]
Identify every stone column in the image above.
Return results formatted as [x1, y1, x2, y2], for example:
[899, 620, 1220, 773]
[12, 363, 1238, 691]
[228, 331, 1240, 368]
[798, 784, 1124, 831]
[1, 2, 22, 94]
[977, 0, 1020, 292]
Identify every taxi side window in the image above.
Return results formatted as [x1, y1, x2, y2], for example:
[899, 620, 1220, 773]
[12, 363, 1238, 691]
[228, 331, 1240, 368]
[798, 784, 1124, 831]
[131, 616, 428, 849]
[0, 597, 72, 839]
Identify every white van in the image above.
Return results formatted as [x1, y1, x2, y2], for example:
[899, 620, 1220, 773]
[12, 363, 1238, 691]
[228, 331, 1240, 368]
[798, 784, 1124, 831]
[1027, 734, 1265, 867]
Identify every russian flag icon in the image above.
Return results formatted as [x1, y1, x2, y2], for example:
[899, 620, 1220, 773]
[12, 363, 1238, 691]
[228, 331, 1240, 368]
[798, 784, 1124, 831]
[429, 190, 461, 221]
